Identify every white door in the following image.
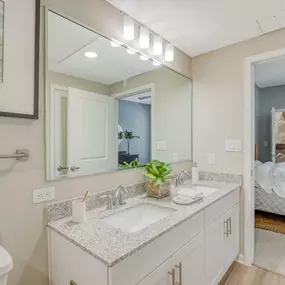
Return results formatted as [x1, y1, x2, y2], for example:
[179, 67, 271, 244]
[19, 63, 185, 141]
[271, 107, 276, 163]
[205, 215, 225, 285]
[172, 231, 205, 285]
[137, 258, 173, 285]
[67, 87, 118, 176]
[223, 204, 240, 270]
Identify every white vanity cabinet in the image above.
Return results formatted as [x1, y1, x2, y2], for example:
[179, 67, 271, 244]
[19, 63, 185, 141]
[48, 188, 240, 285]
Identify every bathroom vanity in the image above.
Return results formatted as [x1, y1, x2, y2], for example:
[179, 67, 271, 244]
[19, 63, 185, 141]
[47, 181, 240, 285]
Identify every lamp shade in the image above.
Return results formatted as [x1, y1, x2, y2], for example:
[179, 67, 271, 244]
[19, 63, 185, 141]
[139, 27, 150, 49]
[123, 15, 135, 41]
[165, 43, 174, 62]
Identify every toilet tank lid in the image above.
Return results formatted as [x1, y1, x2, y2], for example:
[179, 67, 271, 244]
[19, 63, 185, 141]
[0, 246, 13, 276]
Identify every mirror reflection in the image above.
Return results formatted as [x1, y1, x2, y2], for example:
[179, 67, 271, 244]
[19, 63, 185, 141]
[45, 10, 192, 180]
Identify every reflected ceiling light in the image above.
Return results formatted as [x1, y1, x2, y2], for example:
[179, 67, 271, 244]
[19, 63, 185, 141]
[84, 51, 98, 59]
[153, 60, 161, 66]
[123, 15, 135, 41]
[111, 38, 122, 47]
[127, 47, 136, 54]
[139, 27, 150, 49]
[153, 35, 163, 56]
[140, 54, 149, 61]
[165, 43, 174, 62]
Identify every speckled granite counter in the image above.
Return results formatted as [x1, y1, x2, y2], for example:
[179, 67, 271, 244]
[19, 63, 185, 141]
[47, 179, 240, 267]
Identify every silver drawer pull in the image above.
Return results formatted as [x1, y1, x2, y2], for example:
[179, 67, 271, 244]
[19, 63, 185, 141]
[224, 219, 229, 237]
[70, 166, 80, 172]
[57, 165, 69, 171]
[175, 262, 182, 285]
[229, 217, 232, 235]
[168, 268, 175, 285]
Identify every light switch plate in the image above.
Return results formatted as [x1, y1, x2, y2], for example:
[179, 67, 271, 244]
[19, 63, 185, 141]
[225, 140, 242, 152]
[156, 141, 167, 151]
[33, 186, 55, 204]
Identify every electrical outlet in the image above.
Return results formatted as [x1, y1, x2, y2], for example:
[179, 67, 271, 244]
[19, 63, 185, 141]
[33, 186, 55, 204]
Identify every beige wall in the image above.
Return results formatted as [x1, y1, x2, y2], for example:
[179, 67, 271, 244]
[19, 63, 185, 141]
[47, 71, 111, 95]
[192, 27, 285, 255]
[111, 68, 192, 163]
[0, 1, 192, 285]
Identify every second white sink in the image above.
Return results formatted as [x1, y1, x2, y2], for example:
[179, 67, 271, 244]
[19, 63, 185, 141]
[102, 203, 176, 233]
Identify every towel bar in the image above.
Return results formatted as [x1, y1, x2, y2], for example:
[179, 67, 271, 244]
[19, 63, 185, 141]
[0, 149, 29, 161]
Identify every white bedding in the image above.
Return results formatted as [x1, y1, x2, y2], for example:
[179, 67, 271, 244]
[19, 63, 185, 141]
[255, 161, 285, 198]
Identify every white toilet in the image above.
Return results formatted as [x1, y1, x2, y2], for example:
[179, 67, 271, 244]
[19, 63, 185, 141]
[0, 246, 13, 285]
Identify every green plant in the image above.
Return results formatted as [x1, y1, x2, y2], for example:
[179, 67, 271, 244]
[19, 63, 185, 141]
[124, 130, 140, 155]
[119, 158, 146, 169]
[144, 160, 174, 184]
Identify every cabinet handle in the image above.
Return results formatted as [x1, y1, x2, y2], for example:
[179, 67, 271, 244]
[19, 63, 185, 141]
[57, 165, 69, 171]
[229, 217, 232, 235]
[224, 219, 229, 237]
[70, 281, 77, 285]
[70, 166, 81, 172]
[168, 268, 175, 285]
[175, 262, 182, 285]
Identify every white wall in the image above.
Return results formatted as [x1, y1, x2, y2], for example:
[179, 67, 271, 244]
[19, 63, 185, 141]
[111, 68, 192, 163]
[0, 1, 192, 285]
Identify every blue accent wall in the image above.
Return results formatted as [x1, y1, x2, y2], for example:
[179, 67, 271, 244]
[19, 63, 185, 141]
[118, 100, 151, 164]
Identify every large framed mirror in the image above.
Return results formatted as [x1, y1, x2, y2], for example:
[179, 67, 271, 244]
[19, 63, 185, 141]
[45, 9, 192, 180]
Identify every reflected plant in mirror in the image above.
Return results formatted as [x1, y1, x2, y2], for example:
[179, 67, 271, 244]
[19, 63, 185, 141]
[45, 9, 192, 180]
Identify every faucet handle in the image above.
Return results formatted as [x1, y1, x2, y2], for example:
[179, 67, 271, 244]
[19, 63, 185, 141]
[101, 194, 113, 210]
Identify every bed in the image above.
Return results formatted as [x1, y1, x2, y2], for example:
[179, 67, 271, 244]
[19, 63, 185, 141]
[255, 186, 285, 216]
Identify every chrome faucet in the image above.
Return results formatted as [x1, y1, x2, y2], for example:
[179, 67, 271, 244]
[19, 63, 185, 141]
[114, 185, 129, 207]
[176, 170, 191, 187]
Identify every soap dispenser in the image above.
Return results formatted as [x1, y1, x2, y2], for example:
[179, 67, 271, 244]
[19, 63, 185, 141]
[192, 162, 199, 185]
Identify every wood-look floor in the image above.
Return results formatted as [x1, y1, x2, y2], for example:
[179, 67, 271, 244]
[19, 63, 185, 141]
[221, 263, 285, 285]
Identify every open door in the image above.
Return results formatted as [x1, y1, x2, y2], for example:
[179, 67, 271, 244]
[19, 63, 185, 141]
[271, 107, 276, 163]
[67, 87, 118, 176]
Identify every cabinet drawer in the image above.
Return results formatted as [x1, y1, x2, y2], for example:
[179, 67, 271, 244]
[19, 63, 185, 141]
[205, 188, 240, 227]
[109, 210, 205, 285]
[49, 229, 108, 285]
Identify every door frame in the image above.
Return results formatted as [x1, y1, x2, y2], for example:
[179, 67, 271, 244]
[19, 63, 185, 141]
[243, 48, 285, 266]
[111, 83, 155, 161]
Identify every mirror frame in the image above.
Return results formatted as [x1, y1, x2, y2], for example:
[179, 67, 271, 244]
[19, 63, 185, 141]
[0, 0, 40, 119]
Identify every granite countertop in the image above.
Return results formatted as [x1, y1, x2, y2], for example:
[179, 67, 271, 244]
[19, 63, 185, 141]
[47, 180, 240, 267]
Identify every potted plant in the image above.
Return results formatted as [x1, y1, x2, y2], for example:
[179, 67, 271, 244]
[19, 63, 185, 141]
[144, 160, 174, 198]
[124, 130, 140, 155]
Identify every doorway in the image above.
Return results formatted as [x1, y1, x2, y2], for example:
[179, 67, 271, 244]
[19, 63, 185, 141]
[244, 48, 285, 273]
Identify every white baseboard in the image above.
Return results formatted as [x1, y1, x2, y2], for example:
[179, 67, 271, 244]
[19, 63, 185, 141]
[236, 254, 245, 264]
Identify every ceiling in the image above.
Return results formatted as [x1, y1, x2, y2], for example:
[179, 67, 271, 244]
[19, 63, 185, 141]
[255, 56, 285, 88]
[48, 11, 159, 85]
[107, 0, 285, 57]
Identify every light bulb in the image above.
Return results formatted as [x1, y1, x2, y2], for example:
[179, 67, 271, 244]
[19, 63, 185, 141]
[139, 27, 150, 49]
[153, 35, 163, 56]
[165, 43, 174, 62]
[111, 38, 122, 47]
[153, 60, 161, 66]
[84, 52, 98, 59]
[123, 15, 135, 41]
[140, 54, 149, 61]
[127, 47, 136, 54]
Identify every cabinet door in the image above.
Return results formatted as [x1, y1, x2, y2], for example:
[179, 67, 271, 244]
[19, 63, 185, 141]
[224, 203, 240, 269]
[205, 215, 225, 285]
[137, 257, 173, 285]
[172, 231, 205, 285]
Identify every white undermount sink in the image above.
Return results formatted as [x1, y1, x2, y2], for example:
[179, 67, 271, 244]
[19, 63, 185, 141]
[102, 203, 176, 233]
